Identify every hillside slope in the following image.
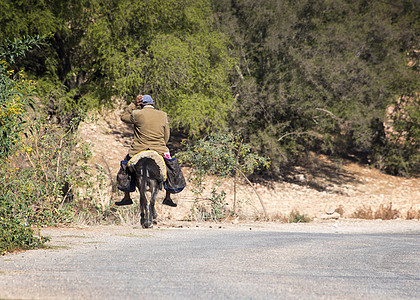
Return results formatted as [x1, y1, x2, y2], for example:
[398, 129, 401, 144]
[78, 106, 420, 222]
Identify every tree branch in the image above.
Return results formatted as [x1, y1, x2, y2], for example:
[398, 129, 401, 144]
[238, 169, 267, 218]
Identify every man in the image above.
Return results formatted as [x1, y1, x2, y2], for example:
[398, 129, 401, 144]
[115, 94, 177, 207]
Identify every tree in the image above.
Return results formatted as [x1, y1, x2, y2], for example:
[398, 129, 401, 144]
[0, 0, 236, 136]
[83, 0, 236, 135]
[212, 0, 420, 175]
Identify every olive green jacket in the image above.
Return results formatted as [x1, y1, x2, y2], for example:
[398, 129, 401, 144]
[120, 103, 170, 157]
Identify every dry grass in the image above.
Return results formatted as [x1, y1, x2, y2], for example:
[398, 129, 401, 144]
[351, 206, 374, 219]
[334, 205, 344, 217]
[351, 202, 401, 220]
[406, 208, 420, 220]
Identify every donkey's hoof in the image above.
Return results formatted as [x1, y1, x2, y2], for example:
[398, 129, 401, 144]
[142, 222, 153, 229]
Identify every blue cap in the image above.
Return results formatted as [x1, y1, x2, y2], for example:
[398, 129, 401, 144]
[142, 95, 154, 105]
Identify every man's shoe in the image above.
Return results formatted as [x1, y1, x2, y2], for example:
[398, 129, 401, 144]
[163, 198, 177, 207]
[115, 198, 133, 206]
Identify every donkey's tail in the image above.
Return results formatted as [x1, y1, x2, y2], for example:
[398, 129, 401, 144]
[140, 163, 149, 194]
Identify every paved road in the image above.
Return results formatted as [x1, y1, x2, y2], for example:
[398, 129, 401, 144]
[1, 221, 419, 299]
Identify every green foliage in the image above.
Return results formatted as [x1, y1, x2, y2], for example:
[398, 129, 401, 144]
[147, 32, 235, 135]
[0, 35, 54, 253]
[0, 113, 94, 253]
[0, 158, 52, 255]
[0, 0, 104, 126]
[0, 33, 94, 251]
[0, 34, 51, 159]
[1, 115, 92, 222]
[84, 0, 235, 135]
[0, 208, 48, 255]
[0, 0, 236, 135]
[0, 0, 58, 41]
[0, 34, 52, 64]
[189, 186, 229, 222]
[0, 0, 418, 180]
[179, 131, 270, 180]
[179, 131, 270, 218]
[287, 210, 311, 223]
[372, 96, 420, 176]
[213, 0, 420, 175]
[0, 62, 34, 159]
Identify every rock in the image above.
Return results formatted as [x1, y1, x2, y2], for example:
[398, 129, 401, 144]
[326, 208, 336, 215]
[319, 212, 341, 220]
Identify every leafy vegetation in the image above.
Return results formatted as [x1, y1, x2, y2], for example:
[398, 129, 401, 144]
[1, 0, 418, 175]
[0, 35, 49, 253]
[0, 33, 47, 159]
[287, 210, 311, 223]
[179, 131, 270, 219]
[0, 0, 236, 136]
[0, 35, 96, 254]
[212, 0, 419, 176]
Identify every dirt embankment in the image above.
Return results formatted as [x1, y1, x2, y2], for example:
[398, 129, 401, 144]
[78, 105, 420, 223]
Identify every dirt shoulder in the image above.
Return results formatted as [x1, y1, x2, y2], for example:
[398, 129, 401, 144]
[34, 219, 420, 254]
[41, 218, 420, 240]
[29, 219, 420, 256]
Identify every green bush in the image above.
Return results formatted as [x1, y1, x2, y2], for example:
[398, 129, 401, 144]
[373, 96, 420, 176]
[179, 131, 270, 179]
[0, 218, 47, 255]
[0, 35, 94, 253]
[287, 210, 311, 223]
[0, 113, 94, 254]
[179, 131, 270, 219]
[0, 60, 35, 159]
[0, 186, 49, 254]
[0, 35, 48, 253]
[213, 0, 419, 176]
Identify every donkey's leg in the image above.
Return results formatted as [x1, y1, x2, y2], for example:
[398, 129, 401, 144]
[150, 180, 159, 224]
[136, 176, 146, 227]
[141, 179, 153, 228]
[144, 203, 153, 228]
[140, 194, 146, 227]
[140, 188, 153, 228]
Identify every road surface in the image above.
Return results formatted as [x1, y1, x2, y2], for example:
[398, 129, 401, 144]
[1, 220, 419, 299]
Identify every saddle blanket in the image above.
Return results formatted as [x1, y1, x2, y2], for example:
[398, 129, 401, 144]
[127, 150, 167, 181]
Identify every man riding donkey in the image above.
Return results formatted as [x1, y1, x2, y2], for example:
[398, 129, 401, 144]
[115, 94, 185, 207]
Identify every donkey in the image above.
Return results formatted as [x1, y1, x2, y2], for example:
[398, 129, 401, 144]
[132, 157, 163, 228]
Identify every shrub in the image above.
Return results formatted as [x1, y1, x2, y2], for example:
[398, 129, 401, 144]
[0, 60, 35, 159]
[287, 210, 311, 223]
[0, 190, 49, 255]
[8, 115, 92, 219]
[351, 203, 400, 220]
[0, 35, 51, 253]
[189, 185, 229, 222]
[179, 131, 270, 219]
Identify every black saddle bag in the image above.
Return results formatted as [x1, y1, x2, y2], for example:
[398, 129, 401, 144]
[117, 159, 136, 193]
[164, 157, 186, 194]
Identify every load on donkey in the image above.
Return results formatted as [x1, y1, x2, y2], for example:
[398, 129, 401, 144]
[114, 94, 185, 228]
